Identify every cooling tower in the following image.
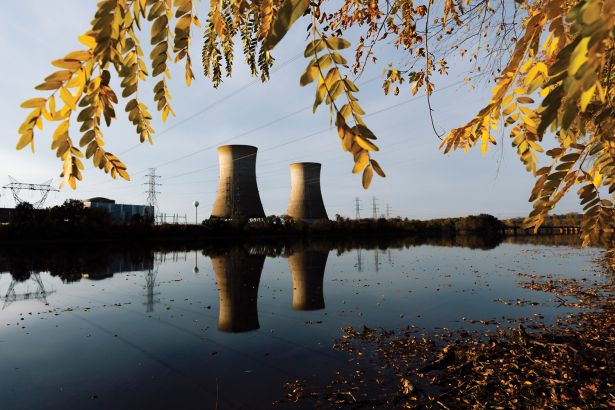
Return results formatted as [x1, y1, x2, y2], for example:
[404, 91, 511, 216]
[287, 162, 328, 221]
[288, 248, 329, 310]
[211, 145, 265, 219]
[212, 248, 265, 333]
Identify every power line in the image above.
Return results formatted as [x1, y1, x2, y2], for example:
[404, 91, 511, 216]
[130, 75, 383, 176]
[162, 78, 469, 182]
[118, 53, 304, 156]
[77, 76, 471, 200]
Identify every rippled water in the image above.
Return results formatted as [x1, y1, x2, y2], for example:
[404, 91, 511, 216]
[0, 237, 603, 409]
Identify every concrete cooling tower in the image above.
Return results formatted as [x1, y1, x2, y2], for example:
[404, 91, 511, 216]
[287, 162, 328, 221]
[211, 145, 265, 219]
[288, 248, 329, 310]
[212, 249, 265, 333]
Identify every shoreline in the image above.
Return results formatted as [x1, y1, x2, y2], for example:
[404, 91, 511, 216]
[277, 254, 614, 408]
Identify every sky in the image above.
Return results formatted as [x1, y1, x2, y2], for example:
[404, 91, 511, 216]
[0, 1, 582, 220]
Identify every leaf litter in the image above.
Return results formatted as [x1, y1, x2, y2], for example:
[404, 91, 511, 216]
[277, 257, 614, 408]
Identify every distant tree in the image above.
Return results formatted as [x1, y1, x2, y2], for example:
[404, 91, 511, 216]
[10, 202, 36, 226]
[16, 0, 613, 250]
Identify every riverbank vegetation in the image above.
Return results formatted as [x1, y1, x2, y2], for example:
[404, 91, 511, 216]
[2, 202, 504, 242]
[1, 201, 594, 245]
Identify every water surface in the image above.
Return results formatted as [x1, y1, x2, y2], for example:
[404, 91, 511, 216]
[0, 236, 603, 409]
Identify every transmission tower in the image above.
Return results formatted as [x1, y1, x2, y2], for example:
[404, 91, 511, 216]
[144, 168, 161, 211]
[354, 197, 362, 219]
[143, 267, 160, 313]
[386, 204, 392, 218]
[2, 273, 55, 310]
[372, 196, 378, 219]
[2, 176, 59, 208]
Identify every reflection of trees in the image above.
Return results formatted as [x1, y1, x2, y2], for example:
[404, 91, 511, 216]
[503, 235, 582, 247]
[0, 245, 154, 282]
[288, 248, 329, 311]
[211, 248, 265, 333]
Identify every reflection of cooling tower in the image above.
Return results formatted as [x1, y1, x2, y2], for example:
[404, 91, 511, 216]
[288, 249, 329, 310]
[211, 145, 265, 219]
[212, 249, 265, 332]
[287, 162, 328, 221]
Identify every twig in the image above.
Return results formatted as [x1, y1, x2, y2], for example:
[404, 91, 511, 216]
[425, 1, 444, 140]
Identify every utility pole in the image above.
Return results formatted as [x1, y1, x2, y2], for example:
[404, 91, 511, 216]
[372, 196, 378, 219]
[144, 168, 161, 222]
[354, 197, 362, 219]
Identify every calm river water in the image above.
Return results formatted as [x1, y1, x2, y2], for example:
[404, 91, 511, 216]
[0, 236, 604, 409]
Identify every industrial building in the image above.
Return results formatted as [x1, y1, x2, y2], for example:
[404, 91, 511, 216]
[287, 162, 328, 221]
[211, 145, 266, 219]
[83, 197, 154, 224]
[212, 249, 265, 333]
[288, 248, 329, 310]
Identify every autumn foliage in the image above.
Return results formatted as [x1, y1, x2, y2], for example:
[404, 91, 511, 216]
[17, 0, 614, 249]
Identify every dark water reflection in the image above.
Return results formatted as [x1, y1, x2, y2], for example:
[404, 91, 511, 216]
[0, 235, 603, 409]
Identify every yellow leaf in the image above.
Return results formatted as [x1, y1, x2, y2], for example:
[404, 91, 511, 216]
[355, 135, 378, 151]
[300, 65, 318, 86]
[60, 87, 76, 111]
[581, 1, 601, 24]
[325, 37, 351, 50]
[528, 140, 543, 152]
[68, 175, 77, 189]
[64, 50, 92, 61]
[52, 59, 82, 70]
[45, 70, 72, 83]
[162, 105, 170, 122]
[593, 171, 602, 188]
[569, 37, 589, 76]
[502, 102, 517, 115]
[16, 131, 33, 150]
[580, 84, 596, 112]
[303, 39, 324, 57]
[53, 120, 70, 142]
[20, 98, 46, 109]
[362, 165, 373, 189]
[35, 81, 63, 91]
[78, 34, 97, 48]
[352, 151, 369, 173]
[49, 95, 56, 114]
[516, 96, 534, 104]
[263, 0, 310, 50]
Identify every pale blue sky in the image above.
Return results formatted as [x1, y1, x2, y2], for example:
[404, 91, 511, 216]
[0, 1, 581, 219]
